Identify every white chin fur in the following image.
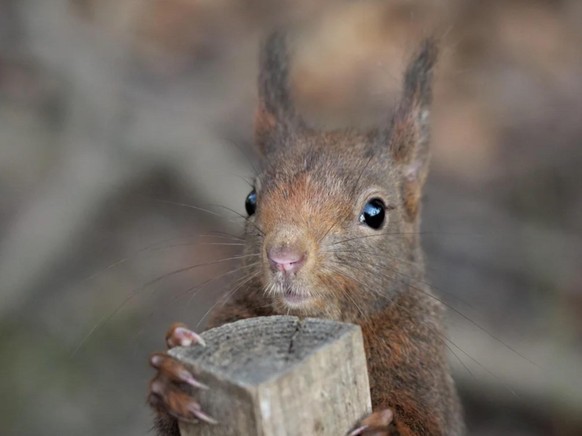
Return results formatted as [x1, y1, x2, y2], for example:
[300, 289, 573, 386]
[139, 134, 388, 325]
[268, 280, 313, 308]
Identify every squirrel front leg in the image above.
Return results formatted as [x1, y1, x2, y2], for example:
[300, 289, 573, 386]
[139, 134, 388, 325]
[356, 306, 462, 436]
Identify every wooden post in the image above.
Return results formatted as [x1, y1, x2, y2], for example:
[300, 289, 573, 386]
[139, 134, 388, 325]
[169, 315, 371, 436]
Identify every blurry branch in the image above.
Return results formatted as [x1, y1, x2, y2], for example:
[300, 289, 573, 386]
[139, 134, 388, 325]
[0, 0, 254, 319]
[450, 326, 582, 419]
[0, 0, 150, 318]
[425, 182, 582, 298]
[428, 181, 582, 420]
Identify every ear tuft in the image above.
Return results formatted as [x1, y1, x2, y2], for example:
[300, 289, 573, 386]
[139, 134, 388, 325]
[402, 38, 438, 114]
[390, 38, 438, 163]
[259, 31, 293, 121]
[255, 31, 303, 154]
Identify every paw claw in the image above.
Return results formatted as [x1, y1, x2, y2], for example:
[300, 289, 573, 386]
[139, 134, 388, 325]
[179, 371, 209, 390]
[166, 323, 205, 349]
[348, 425, 368, 436]
[191, 408, 218, 425]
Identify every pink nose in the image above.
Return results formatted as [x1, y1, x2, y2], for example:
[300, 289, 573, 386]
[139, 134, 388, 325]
[268, 247, 306, 274]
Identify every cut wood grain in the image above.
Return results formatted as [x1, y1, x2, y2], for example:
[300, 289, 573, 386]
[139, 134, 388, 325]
[169, 316, 371, 436]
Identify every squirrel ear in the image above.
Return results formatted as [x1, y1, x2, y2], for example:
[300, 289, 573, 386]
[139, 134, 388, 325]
[255, 31, 305, 155]
[388, 39, 438, 220]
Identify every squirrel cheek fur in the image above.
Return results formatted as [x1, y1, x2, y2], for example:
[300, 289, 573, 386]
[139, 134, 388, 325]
[153, 32, 464, 435]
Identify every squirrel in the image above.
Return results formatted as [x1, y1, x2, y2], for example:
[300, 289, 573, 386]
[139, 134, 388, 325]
[148, 30, 464, 436]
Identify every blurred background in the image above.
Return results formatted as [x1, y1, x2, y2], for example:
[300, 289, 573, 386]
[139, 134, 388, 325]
[1, 0, 581, 434]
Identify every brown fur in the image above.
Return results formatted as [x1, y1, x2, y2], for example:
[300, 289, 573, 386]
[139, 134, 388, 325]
[254, 101, 278, 155]
[152, 32, 463, 435]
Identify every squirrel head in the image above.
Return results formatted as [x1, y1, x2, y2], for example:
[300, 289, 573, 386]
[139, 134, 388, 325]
[244, 31, 437, 321]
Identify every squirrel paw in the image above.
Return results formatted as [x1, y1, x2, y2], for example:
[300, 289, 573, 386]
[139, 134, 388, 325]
[164, 322, 206, 349]
[348, 409, 394, 436]
[147, 324, 217, 425]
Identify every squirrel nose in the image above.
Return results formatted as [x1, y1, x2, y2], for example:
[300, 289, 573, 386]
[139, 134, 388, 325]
[268, 247, 306, 274]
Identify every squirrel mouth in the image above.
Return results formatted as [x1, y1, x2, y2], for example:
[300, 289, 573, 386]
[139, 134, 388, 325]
[283, 288, 311, 306]
[271, 277, 312, 307]
[267, 272, 313, 309]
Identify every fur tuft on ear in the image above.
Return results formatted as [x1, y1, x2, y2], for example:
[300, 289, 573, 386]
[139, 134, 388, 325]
[389, 38, 438, 221]
[390, 38, 437, 162]
[255, 31, 304, 154]
[403, 39, 438, 113]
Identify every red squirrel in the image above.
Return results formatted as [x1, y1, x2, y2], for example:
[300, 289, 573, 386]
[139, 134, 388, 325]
[148, 31, 464, 435]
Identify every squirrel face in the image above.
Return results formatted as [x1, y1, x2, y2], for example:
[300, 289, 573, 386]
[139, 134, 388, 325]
[242, 33, 437, 322]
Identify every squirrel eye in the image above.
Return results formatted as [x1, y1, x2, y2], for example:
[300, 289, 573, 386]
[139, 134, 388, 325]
[245, 190, 257, 216]
[359, 198, 386, 229]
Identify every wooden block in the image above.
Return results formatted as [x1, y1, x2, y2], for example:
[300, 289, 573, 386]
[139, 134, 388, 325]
[169, 315, 371, 436]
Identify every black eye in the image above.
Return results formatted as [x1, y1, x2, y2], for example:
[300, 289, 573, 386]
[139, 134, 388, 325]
[245, 190, 257, 216]
[359, 198, 386, 229]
